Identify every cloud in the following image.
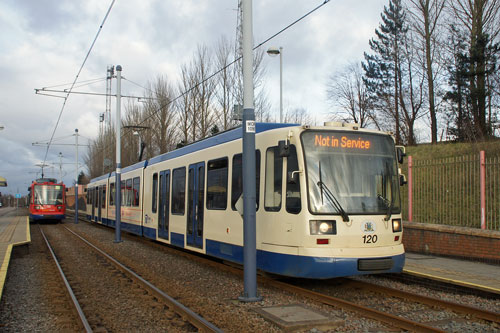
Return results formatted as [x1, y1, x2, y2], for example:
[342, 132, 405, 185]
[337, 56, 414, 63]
[0, 0, 391, 194]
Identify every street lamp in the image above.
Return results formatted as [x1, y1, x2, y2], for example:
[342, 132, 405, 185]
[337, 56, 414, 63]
[133, 131, 142, 162]
[125, 125, 149, 162]
[267, 46, 283, 123]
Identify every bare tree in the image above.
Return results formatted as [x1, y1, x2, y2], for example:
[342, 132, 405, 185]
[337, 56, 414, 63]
[398, 30, 426, 145]
[407, 0, 447, 143]
[192, 44, 217, 138]
[177, 63, 194, 146]
[143, 75, 177, 155]
[214, 36, 238, 130]
[326, 62, 373, 127]
[284, 107, 313, 125]
[84, 125, 115, 179]
[122, 101, 144, 166]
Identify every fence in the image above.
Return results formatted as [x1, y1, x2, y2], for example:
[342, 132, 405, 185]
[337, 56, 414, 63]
[402, 151, 500, 231]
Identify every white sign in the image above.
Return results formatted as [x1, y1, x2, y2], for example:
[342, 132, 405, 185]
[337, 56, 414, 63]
[246, 120, 255, 133]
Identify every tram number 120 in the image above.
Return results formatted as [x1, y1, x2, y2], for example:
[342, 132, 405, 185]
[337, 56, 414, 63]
[362, 235, 378, 244]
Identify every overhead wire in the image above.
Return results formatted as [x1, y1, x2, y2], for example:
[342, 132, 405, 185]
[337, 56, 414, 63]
[42, 77, 107, 90]
[118, 0, 331, 142]
[85, 0, 332, 163]
[41, 0, 116, 167]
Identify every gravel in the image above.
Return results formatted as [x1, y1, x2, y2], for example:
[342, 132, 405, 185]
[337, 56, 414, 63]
[1, 214, 499, 332]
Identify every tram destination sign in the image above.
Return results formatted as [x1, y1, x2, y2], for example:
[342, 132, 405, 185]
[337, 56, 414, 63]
[302, 130, 394, 156]
[314, 134, 371, 150]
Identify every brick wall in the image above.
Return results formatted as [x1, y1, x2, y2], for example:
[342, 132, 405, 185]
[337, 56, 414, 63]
[402, 222, 500, 264]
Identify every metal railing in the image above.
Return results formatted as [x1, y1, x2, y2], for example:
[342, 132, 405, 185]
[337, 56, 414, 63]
[402, 151, 500, 231]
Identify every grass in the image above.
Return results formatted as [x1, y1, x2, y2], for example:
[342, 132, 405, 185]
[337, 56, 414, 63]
[400, 138, 500, 231]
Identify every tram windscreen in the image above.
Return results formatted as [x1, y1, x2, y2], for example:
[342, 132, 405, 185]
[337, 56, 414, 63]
[301, 131, 401, 215]
[34, 185, 64, 205]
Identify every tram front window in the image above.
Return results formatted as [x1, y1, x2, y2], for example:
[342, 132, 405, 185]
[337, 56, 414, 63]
[301, 131, 401, 215]
[34, 185, 63, 205]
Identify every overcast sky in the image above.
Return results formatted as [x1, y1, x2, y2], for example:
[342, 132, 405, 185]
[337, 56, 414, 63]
[0, 0, 388, 196]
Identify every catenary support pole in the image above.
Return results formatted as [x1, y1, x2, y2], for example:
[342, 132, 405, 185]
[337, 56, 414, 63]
[408, 155, 412, 222]
[238, 0, 261, 302]
[279, 47, 283, 123]
[114, 65, 122, 243]
[75, 129, 79, 224]
[480, 151, 486, 230]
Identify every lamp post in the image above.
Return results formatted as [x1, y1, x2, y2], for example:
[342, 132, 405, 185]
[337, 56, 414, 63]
[267, 46, 283, 123]
[115, 65, 122, 243]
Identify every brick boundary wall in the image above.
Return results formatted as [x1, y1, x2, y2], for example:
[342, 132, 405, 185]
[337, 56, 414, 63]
[402, 221, 500, 264]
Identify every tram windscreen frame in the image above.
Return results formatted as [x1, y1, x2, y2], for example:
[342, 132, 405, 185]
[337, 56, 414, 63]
[301, 130, 401, 215]
[33, 185, 64, 205]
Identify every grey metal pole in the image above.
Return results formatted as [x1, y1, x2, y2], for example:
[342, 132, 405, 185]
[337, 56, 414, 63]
[238, 0, 260, 303]
[279, 47, 283, 123]
[75, 129, 79, 224]
[114, 65, 122, 243]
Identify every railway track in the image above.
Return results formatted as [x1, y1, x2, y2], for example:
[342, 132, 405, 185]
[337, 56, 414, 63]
[38, 224, 221, 332]
[66, 214, 499, 332]
[271, 277, 500, 332]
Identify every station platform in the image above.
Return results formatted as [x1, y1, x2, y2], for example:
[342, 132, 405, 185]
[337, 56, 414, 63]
[403, 252, 500, 295]
[0, 208, 30, 301]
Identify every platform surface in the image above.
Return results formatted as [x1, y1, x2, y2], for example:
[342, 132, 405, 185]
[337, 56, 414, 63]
[0, 208, 30, 301]
[404, 252, 500, 295]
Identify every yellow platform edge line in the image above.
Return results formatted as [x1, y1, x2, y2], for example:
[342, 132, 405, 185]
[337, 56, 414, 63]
[0, 217, 31, 301]
[0, 244, 13, 301]
[403, 268, 500, 295]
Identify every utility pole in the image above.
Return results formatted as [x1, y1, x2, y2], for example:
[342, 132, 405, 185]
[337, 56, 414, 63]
[239, 0, 260, 302]
[58, 152, 64, 183]
[114, 65, 122, 243]
[75, 129, 79, 224]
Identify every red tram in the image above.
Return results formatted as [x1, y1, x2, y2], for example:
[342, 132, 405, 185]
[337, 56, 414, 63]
[29, 178, 66, 222]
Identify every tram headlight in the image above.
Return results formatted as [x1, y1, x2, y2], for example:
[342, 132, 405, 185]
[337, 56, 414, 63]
[392, 218, 402, 232]
[310, 220, 336, 235]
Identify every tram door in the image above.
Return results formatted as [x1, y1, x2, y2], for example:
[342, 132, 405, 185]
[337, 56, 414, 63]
[97, 186, 102, 223]
[91, 187, 95, 221]
[187, 162, 204, 248]
[158, 170, 170, 240]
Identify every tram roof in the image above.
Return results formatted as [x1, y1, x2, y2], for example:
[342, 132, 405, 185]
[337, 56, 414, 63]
[148, 123, 296, 166]
[90, 123, 296, 183]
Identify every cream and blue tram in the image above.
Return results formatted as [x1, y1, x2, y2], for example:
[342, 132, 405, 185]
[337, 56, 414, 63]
[86, 122, 405, 279]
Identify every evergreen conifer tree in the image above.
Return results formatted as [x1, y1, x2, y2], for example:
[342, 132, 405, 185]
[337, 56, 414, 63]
[363, 0, 408, 144]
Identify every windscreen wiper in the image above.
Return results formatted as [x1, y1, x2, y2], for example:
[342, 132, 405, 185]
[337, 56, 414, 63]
[378, 193, 393, 221]
[318, 161, 349, 222]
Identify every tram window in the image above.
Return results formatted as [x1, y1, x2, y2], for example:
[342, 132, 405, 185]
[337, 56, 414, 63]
[172, 167, 186, 215]
[102, 186, 106, 209]
[265, 146, 283, 212]
[133, 177, 140, 207]
[109, 183, 115, 206]
[152, 173, 158, 213]
[87, 188, 91, 204]
[126, 179, 133, 206]
[207, 158, 228, 210]
[231, 151, 261, 211]
[120, 181, 125, 206]
[94, 187, 98, 208]
[286, 145, 301, 214]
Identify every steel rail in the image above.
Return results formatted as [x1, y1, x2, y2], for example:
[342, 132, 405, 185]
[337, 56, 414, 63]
[265, 278, 445, 333]
[63, 214, 442, 332]
[38, 225, 93, 333]
[62, 226, 222, 333]
[345, 279, 500, 324]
